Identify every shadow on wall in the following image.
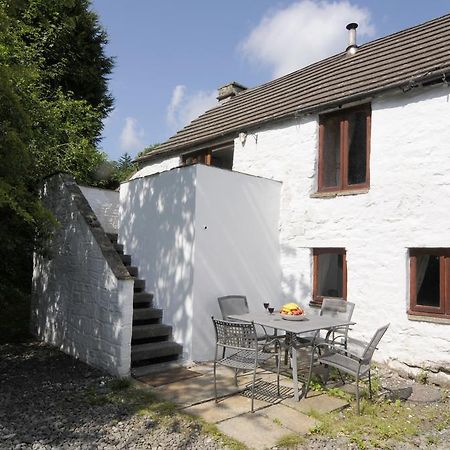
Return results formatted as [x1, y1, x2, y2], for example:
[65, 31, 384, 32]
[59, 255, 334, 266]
[280, 243, 311, 305]
[119, 167, 196, 356]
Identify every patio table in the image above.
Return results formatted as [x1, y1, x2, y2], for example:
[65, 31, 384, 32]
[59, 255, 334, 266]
[229, 312, 355, 401]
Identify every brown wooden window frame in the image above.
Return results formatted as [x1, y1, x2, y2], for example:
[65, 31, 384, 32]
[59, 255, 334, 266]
[312, 248, 347, 306]
[409, 248, 450, 319]
[318, 104, 371, 193]
[181, 150, 212, 166]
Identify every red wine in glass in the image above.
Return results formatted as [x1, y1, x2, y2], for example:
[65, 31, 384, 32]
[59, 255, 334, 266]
[268, 307, 274, 314]
[263, 302, 269, 311]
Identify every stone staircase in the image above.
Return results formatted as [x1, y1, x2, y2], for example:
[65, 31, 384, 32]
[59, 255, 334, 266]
[107, 234, 183, 376]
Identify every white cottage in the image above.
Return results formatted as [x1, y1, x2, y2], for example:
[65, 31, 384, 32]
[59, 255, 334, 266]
[33, 15, 450, 383]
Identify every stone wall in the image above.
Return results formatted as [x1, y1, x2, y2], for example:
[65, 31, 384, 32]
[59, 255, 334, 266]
[31, 174, 134, 376]
[232, 84, 450, 383]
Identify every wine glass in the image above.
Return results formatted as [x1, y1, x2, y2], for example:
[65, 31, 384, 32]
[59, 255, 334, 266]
[263, 302, 269, 312]
[268, 307, 274, 314]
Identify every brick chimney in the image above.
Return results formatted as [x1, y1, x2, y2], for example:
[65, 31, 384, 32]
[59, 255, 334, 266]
[217, 81, 247, 104]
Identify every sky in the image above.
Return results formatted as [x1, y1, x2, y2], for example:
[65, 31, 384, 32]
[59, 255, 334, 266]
[91, 0, 450, 161]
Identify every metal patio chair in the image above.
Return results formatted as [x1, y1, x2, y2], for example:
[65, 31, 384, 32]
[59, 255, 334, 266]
[218, 295, 276, 342]
[305, 323, 390, 414]
[212, 317, 281, 412]
[295, 298, 355, 349]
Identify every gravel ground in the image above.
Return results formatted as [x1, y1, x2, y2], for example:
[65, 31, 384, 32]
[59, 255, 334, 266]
[0, 342, 224, 449]
[1, 342, 448, 450]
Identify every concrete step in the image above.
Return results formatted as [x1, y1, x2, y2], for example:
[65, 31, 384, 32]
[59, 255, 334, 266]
[121, 254, 131, 265]
[132, 323, 172, 341]
[133, 307, 162, 324]
[133, 292, 153, 308]
[107, 233, 118, 244]
[132, 360, 183, 378]
[133, 279, 145, 292]
[127, 266, 139, 277]
[131, 341, 183, 363]
[114, 243, 124, 254]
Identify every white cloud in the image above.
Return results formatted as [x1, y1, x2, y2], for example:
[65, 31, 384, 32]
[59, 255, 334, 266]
[166, 85, 217, 131]
[240, 0, 375, 78]
[120, 117, 144, 152]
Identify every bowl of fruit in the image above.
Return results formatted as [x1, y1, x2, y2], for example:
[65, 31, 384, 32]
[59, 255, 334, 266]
[280, 303, 306, 320]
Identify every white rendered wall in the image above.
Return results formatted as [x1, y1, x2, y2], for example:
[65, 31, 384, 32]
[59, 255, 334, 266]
[119, 166, 197, 360]
[32, 175, 134, 376]
[192, 165, 282, 360]
[80, 186, 119, 235]
[119, 165, 282, 361]
[232, 85, 450, 381]
[131, 156, 180, 179]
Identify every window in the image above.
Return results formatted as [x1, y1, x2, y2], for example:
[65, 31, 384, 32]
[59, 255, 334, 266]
[181, 150, 212, 166]
[312, 248, 347, 305]
[181, 145, 234, 170]
[409, 249, 450, 318]
[318, 105, 371, 193]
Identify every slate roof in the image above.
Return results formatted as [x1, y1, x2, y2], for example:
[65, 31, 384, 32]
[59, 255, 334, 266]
[138, 13, 450, 164]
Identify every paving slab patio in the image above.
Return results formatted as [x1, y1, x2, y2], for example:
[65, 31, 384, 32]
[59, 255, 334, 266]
[154, 372, 241, 406]
[261, 403, 319, 434]
[182, 395, 270, 423]
[282, 392, 348, 415]
[217, 411, 290, 449]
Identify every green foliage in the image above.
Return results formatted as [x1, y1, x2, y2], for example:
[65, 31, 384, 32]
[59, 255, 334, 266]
[0, 0, 114, 330]
[16, 0, 113, 118]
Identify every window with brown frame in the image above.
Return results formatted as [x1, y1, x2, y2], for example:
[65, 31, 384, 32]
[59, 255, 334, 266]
[409, 248, 450, 318]
[318, 105, 371, 193]
[312, 248, 347, 305]
[181, 150, 212, 166]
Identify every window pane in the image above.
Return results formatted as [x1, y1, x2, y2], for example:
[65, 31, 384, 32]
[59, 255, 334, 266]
[317, 253, 343, 297]
[347, 110, 367, 185]
[322, 117, 340, 188]
[416, 255, 440, 307]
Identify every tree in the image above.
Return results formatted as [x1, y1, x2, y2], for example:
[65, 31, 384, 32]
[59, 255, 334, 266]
[17, 0, 114, 119]
[0, 0, 114, 340]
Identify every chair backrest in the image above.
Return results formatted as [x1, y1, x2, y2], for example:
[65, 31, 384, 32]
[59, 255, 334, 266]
[320, 299, 355, 342]
[218, 295, 249, 320]
[320, 298, 355, 321]
[361, 323, 390, 363]
[212, 317, 258, 351]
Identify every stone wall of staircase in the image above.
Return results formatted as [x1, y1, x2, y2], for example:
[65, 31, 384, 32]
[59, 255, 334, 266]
[31, 174, 134, 377]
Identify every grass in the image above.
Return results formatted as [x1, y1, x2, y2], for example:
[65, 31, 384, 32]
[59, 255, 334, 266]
[275, 433, 305, 448]
[308, 393, 449, 449]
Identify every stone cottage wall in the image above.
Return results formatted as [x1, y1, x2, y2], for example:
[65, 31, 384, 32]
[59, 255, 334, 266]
[232, 84, 450, 384]
[31, 174, 134, 376]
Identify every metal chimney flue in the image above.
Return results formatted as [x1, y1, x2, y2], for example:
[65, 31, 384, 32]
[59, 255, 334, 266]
[346, 22, 358, 55]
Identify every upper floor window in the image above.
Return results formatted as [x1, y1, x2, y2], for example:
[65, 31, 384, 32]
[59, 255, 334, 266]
[409, 248, 450, 318]
[318, 105, 371, 193]
[181, 145, 234, 170]
[312, 248, 347, 305]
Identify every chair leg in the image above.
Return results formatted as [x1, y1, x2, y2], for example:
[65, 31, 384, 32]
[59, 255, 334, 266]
[234, 368, 238, 387]
[251, 365, 257, 412]
[276, 350, 281, 397]
[356, 374, 360, 415]
[368, 370, 372, 400]
[213, 361, 218, 404]
[304, 348, 316, 399]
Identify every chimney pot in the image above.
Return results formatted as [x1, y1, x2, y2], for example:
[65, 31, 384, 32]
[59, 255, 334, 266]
[217, 82, 247, 104]
[346, 22, 358, 55]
